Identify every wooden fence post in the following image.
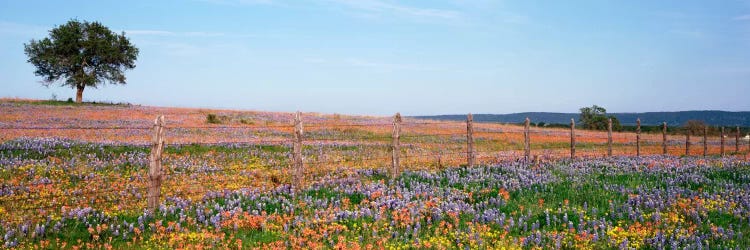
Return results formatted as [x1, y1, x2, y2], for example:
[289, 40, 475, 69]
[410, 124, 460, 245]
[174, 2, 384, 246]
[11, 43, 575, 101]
[703, 126, 708, 157]
[636, 118, 641, 157]
[391, 113, 401, 178]
[293, 111, 303, 188]
[467, 113, 475, 167]
[524, 117, 530, 161]
[662, 122, 668, 155]
[737, 126, 741, 153]
[570, 118, 576, 159]
[148, 115, 165, 212]
[720, 127, 725, 156]
[685, 131, 690, 156]
[607, 118, 612, 157]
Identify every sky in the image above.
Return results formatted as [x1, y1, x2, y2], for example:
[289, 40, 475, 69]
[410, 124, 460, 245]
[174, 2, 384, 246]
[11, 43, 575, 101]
[1, 0, 749, 116]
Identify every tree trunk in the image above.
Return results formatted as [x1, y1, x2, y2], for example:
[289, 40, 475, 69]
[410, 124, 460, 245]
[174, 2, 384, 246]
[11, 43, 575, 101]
[76, 85, 85, 103]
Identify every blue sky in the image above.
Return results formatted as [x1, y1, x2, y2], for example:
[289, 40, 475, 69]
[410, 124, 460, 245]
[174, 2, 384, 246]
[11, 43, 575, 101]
[1, 0, 749, 115]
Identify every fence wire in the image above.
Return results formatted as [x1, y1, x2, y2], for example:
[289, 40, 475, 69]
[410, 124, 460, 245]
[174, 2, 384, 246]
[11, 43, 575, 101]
[1, 118, 749, 224]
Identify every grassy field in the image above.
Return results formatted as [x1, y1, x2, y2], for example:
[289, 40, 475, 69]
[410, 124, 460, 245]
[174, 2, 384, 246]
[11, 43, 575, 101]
[1, 100, 749, 249]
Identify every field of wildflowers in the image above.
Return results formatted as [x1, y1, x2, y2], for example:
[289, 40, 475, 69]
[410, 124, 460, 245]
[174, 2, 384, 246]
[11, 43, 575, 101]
[1, 99, 749, 249]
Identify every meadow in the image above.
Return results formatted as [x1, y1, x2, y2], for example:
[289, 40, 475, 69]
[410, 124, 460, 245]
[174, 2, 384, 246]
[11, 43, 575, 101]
[1, 99, 749, 249]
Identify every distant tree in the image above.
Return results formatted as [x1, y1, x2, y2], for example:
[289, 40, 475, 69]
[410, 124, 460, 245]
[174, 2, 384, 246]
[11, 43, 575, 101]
[579, 105, 621, 131]
[24, 19, 138, 103]
[611, 117, 622, 131]
[683, 120, 707, 135]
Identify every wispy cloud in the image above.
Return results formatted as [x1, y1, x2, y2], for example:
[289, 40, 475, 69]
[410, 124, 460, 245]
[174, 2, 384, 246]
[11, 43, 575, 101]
[1, 23, 227, 39]
[669, 29, 704, 38]
[711, 66, 750, 75]
[125, 29, 225, 37]
[302, 57, 328, 64]
[0, 21, 49, 37]
[196, 0, 276, 6]
[137, 40, 207, 57]
[345, 58, 439, 71]
[326, 0, 462, 21]
[196, 0, 464, 23]
[734, 14, 750, 21]
[302, 56, 439, 71]
[499, 12, 529, 24]
[652, 10, 691, 20]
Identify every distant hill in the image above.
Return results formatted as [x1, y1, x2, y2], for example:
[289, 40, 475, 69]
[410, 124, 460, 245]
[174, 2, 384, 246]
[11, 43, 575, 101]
[414, 111, 750, 127]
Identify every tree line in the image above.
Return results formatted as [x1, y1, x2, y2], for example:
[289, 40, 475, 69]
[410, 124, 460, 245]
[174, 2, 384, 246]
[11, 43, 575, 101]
[526, 105, 750, 136]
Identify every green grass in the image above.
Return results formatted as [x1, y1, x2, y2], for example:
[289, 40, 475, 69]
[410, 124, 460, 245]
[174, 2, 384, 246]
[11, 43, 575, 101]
[594, 172, 666, 190]
[364, 171, 390, 182]
[4, 139, 750, 249]
[233, 230, 283, 247]
[704, 167, 750, 183]
[305, 188, 366, 205]
[499, 181, 626, 217]
[0, 142, 148, 160]
[307, 128, 390, 141]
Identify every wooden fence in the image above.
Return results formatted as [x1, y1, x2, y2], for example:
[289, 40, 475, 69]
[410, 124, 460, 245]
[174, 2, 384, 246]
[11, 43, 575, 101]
[1, 113, 748, 213]
[137, 113, 748, 211]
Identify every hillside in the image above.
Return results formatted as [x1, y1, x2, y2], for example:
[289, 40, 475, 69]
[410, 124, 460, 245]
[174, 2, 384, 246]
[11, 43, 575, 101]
[415, 111, 750, 127]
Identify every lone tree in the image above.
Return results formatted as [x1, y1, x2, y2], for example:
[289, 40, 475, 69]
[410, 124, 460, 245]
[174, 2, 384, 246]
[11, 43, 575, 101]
[24, 19, 138, 103]
[683, 120, 707, 135]
[579, 105, 621, 131]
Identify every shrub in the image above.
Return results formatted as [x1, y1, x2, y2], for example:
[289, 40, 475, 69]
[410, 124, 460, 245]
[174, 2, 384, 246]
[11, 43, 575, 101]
[240, 118, 255, 125]
[206, 114, 221, 124]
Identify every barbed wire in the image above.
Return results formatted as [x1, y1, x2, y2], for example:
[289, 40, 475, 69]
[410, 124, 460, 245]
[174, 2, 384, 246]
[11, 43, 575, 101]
[303, 135, 392, 141]
[163, 149, 513, 174]
[0, 185, 148, 204]
[164, 167, 266, 177]
[0, 126, 151, 130]
[401, 133, 467, 138]
[165, 140, 292, 147]
[0, 174, 143, 190]
[167, 124, 295, 129]
[305, 123, 394, 128]
[0, 143, 150, 151]
[1, 197, 136, 223]
[401, 121, 464, 125]
[0, 187, 148, 207]
[1, 119, 747, 223]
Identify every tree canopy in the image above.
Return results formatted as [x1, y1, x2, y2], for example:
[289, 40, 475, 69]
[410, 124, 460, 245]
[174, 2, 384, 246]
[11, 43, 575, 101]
[683, 120, 707, 135]
[579, 105, 621, 131]
[24, 19, 138, 103]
